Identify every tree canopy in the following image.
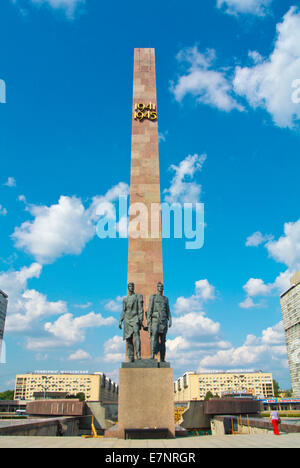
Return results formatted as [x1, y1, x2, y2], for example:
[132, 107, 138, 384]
[273, 380, 280, 397]
[66, 392, 86, 402]
[0, 390, 14, 400]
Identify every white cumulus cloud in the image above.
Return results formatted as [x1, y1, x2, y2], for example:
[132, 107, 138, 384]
[0, 205, 7, 216]
[198, 322, 286, 370]
[241, 218, 300, 307]
[44, 311, 117, 347]
[266, 219, 300, 271]
[164, 153, 207, 205]
[103, 335, 124, 362]
[234, 7, 300, 128]
[243, 278, 272, 297]
[13, 196, 95, 264]
[239, 272, 291, 308]
[0, 263, 67, 333]
[195, 279, 216, 301]
[217, 0, 272, 16]
[171, 46, 243, 112]
[68, 349, 91, 361]
[246, 231, 273, 247]
[12, 182, 129, 264]
[104, 296, 124, 313]
[29, 0, 85, 18]
[3, 177, 16, 188]
[239, 297, 262, 309]
[170, 280, 221, 347]
[171, 312, 220, 338]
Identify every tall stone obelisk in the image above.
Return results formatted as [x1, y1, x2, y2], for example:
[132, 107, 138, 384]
[105, 49, 175, 439]
[128, 48, 163, 359]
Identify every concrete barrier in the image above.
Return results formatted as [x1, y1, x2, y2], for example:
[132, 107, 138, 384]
[26, 400, 84, 417]
[205, 398, 262, 416]
[0, 417, 79, 437]
[178, 401, 211, 431]
[211, 415, 300, 436]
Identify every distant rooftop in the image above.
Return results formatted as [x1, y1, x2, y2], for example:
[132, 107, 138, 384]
[0, 289, 8, 299]
[180, 370, 269, 377]
[281, 270, 300, 298]
[290, 271, 300, 287]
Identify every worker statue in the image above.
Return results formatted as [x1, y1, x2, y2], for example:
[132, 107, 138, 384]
[147, 282, 172, 362]
[119, 282, 144, 362]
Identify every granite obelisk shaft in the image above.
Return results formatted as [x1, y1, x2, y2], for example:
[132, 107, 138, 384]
[105, 50, 175, 439]
[128, 48, 163, 359]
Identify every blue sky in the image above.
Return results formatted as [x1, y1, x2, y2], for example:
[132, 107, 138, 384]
[1, 0, 300, 391]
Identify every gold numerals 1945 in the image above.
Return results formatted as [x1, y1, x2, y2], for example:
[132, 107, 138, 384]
[134, 102, 157, 121]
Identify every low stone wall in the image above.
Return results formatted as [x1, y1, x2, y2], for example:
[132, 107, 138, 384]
[27, 400, 84, 417]
[211, 418, 272, 436]
[205, 398, 262, 416]
[211, 415, 300, 436]
[0, 417, 79, 437]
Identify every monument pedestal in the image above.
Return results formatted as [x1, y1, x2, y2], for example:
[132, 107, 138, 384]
[121, 359, 170, 369]
[105, 367, 175, 439]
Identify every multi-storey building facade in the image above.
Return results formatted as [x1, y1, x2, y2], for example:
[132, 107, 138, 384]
[174, 371, 274, 401]
[14, 372, 118, 402]
[0, 289, 8, 359]
[281, 271, 300, 398]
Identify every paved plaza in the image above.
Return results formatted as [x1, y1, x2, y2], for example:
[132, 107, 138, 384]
[0, 434, 299, 448]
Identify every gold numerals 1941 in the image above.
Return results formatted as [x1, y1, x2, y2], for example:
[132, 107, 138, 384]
[134, 102, 157, 121]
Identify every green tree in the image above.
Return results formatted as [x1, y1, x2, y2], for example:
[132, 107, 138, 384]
[66, 392, 86, 402]
[273, 380, 280, 397]
[204, 391, 214, 401]
[0, 390, 14, 400]
[75, 392, 86, 402]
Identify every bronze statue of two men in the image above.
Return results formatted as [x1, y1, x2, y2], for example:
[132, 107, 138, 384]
[119, 282, 172, 362]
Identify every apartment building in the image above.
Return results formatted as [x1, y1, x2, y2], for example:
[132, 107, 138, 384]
[0, 289, 8, 359]
[281, 270, 300, 398]
[174, 371, 274, 401]
[14, 371, 118, 402]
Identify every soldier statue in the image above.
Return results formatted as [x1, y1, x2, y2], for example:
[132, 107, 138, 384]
[119, 282, 144, 362]
[147, 282, 172, 362]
